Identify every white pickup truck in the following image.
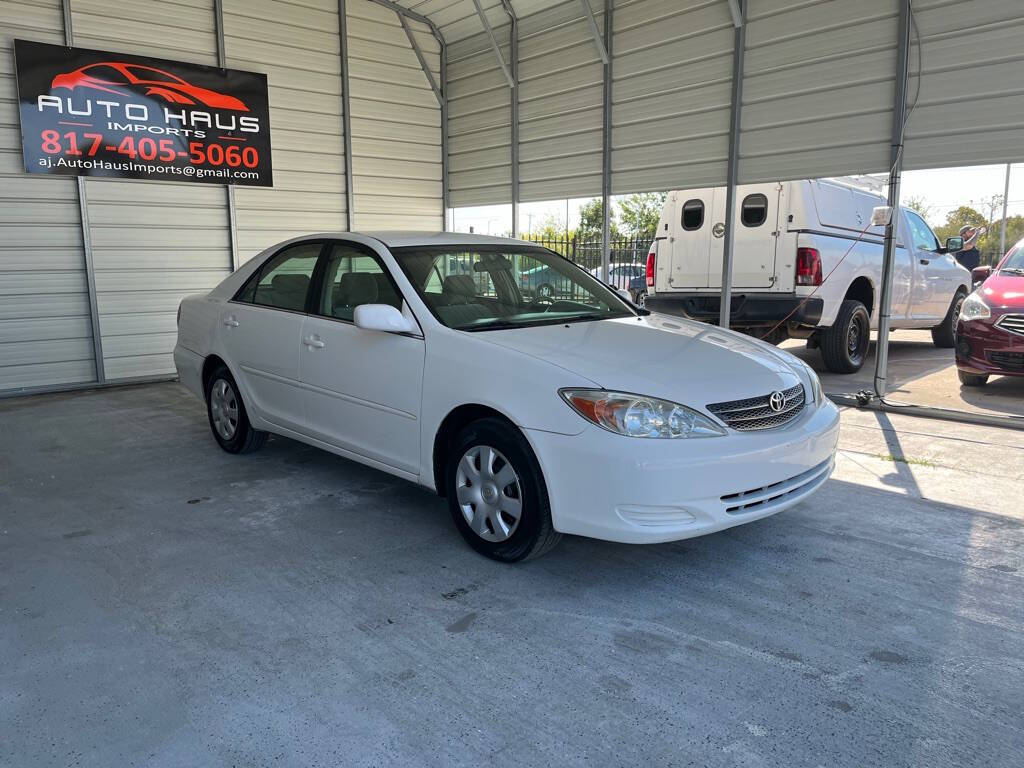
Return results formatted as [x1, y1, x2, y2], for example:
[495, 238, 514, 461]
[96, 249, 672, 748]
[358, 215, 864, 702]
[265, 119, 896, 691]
[643, 179, 971, 373]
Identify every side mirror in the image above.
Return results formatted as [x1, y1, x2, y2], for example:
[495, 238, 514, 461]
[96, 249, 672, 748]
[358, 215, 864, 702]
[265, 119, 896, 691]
[353, 304, 418, 334]
[943, 236, 964, 253]
[971, 265, 992, 284]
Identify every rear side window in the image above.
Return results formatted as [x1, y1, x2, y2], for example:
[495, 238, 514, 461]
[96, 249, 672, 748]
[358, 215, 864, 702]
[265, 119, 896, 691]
[681, 199, 704, 231]
[243, 242, 321, 312]
[741, 194, 768, 227]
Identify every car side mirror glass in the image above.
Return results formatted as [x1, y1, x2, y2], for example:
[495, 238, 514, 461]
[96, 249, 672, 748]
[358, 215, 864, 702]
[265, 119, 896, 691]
[353, 303, 417, 334]
[944, 236, 963, 253]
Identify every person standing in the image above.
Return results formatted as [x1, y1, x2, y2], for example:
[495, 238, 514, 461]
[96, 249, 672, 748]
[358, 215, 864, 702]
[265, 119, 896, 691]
[954, 224, 985, 270]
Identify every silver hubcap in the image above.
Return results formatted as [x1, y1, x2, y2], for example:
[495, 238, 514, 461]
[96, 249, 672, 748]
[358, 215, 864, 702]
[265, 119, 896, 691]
[210, 378, 239, 441]
[455, 445, 523, 542]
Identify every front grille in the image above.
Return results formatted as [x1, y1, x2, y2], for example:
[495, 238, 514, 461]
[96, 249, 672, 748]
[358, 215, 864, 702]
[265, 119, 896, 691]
[996, 314, 1024, 337]
[706, 383, 805, 431]
[720, 459, 831, 514]
[989, 351, 1024, 371]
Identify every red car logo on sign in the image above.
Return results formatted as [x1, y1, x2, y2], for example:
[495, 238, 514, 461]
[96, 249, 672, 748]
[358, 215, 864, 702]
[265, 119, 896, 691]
[51, 62, 249, 111]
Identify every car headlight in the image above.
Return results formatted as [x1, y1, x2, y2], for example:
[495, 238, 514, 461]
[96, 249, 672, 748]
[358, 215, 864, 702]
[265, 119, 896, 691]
[960, 292, 991, 321]
[794, 360, 823, 406]
[559, 389, 726, 438]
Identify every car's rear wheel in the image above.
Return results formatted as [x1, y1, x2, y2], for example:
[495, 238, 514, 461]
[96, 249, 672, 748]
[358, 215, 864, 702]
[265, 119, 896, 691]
[957, 370, 989, 387]
[820, 299, 870, 373]
[445, 418, 561, 562]
[931, 289, 966, 348]
[205, 365, 268, 454]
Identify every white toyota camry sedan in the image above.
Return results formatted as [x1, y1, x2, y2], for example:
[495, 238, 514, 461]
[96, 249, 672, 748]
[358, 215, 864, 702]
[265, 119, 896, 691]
[174, 232, 840, 561]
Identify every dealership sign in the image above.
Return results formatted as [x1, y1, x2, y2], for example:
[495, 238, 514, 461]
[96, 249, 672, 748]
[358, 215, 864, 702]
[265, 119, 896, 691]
[13, 39, 273, 186]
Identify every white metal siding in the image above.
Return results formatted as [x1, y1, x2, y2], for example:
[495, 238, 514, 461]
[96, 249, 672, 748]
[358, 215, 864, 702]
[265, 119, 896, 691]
[518, 0, 605, 202]
[738, 0, 898, 183]
[447, 27, 512, 207]
[224, 0, 349, 259]
[72, 0, 232, 380]
[0, 1, 96, 393]
[611, 0, 734, 194]
[348, 1, 443, 229]
[903, 0, 1024, 170]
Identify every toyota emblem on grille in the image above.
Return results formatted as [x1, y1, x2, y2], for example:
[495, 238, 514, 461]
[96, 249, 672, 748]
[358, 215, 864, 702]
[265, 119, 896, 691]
[768, 391, 786, 412]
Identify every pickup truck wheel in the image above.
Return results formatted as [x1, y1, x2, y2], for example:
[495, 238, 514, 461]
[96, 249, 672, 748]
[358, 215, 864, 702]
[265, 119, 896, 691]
[820, 300, 870, 373]
[931, 289, 966, 348]
[957, 370, 989, 387]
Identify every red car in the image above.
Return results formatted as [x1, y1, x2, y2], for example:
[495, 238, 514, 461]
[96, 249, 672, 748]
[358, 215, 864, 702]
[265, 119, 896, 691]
[51, 62, 248, 111]
[955, 238, 1024, 386]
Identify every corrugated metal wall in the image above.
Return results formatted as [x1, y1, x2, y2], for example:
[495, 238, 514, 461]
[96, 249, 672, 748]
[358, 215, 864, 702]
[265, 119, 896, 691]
[70, 0, 232, 380]
[903, 0, 1024, 170]
[347, 0, 443, 230]
[223, 0, 348, 261]
[0, 0, 95, 393]
[611, 0, 734, 194]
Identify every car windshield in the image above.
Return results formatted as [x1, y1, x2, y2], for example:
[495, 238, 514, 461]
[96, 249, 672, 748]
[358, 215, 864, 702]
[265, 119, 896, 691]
[390, 245, 636, 331]
[1001, 245, 1023, 272]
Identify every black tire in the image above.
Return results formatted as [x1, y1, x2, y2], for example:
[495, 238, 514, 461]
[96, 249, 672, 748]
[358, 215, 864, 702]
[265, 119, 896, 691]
[205, 365, 268, 454]
[537, 282, 554, 299]
[958, 370, 989, 387]
[445, 417, 561, 562]
[931, 289, 967, 348]
[820, 299, 871, 374]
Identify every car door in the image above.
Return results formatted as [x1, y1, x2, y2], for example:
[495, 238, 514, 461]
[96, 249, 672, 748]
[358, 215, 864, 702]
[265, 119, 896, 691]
[668, 190, 713, 288]
[299, 241, 426, 474]
[903, 209, 953, 320]
[219, 241, 321, 432]
[708, 184, 781, 289]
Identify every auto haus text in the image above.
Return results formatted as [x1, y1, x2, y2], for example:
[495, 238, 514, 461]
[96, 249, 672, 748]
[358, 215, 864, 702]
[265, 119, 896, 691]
[35, 94, 261, 139]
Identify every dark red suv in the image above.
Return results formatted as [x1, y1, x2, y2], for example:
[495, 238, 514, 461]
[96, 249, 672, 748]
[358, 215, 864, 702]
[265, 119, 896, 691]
[955, 238, 1024, 386]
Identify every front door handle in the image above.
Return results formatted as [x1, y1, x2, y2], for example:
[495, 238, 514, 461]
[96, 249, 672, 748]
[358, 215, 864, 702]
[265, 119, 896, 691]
[919, 258, 930, 265]
[303, 335, 325, 349]
[222, 316, 239, 327]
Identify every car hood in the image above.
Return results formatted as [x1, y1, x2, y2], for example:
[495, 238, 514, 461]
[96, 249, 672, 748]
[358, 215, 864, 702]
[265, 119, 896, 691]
[980, 273, 1024, 309]
[473, 313, 805, 407]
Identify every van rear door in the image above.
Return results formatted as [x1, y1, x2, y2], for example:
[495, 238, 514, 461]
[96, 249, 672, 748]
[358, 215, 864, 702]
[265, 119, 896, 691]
[708, 183, 782, 289]
[667, 189, 714, 288]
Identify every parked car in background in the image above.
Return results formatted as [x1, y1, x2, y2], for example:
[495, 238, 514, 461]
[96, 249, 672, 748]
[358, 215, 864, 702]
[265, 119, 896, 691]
[175, 232, 839, 562]
[518, 263, 575, 299]
[956, 237, 1024, 386]
[628, 273, 646, 305]
[590, 263, 645, 291]
[644, 179, 971, 373]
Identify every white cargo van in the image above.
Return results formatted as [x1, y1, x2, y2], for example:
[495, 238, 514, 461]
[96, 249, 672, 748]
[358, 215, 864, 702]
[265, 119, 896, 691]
[643, 179, 971, 373]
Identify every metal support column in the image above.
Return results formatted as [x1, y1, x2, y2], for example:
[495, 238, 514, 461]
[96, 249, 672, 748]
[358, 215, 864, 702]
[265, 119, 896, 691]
[500, 1, 519, 237]
[718, 0, 745, 329]
[214, 0, 239, 269]
[1000, 163, 1011, 258]
[62, 0, 105, 383]
[873, 0, 913, 399]
[339, 0, 356, 231]
[601, 0, 612, 281]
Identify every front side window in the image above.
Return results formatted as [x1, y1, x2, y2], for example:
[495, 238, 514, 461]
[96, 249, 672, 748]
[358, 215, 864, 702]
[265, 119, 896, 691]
[904, 209, 940, 252]
[243, 242, 321, 312]
[317, 244, 403, 322]
[741, 194, 768, 227]
[681, 199, 704, 231]
[390, 246, 634, 331]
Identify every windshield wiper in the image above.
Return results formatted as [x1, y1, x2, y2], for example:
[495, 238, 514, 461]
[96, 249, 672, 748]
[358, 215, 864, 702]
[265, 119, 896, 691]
[999, 267, 1024, 275]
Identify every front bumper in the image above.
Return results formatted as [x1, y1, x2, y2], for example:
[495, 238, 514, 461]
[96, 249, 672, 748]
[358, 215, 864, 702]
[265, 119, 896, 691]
[956, 317, 1024, 376]
[524, 399, 840, 544]
[643, 293, 823, 328]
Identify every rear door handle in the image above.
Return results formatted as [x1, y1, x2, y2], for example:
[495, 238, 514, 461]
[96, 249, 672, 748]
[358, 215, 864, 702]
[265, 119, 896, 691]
[303, 335, 325, 349]
[222, 316, 239, 327]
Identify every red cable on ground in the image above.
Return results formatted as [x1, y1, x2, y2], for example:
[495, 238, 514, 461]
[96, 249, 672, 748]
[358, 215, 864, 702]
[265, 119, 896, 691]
[758, 221, 876, 341]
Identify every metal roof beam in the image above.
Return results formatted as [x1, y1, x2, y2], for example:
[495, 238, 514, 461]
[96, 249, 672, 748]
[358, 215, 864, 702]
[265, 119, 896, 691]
[727, 0, 743, 28]
[470, 0, 515, 88]
[579, 0, 609, 65]
[399, 12, 443, 106]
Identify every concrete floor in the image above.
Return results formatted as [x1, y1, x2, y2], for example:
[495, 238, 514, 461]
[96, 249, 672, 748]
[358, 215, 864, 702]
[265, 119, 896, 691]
[782, 329, 1024, 419]
[2, 382, 1022, 767]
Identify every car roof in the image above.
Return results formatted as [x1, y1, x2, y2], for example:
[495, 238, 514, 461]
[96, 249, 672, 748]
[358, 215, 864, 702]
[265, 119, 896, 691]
[308, 231, 532, 249]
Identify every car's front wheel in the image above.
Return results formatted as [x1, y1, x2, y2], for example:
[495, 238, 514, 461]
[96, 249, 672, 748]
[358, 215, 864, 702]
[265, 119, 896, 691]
[957, 370, 989, 387]
[445, 418, 561, 562]
[931, 288, 966, 348]
[205, 365, 268, 454]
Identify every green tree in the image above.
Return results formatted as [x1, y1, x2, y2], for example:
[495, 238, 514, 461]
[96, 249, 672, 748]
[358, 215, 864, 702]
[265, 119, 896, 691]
[903, 195, 932, 219]
[934, 205, 987, 245]
[577, 199, 604, 236]
[618, 192, 666, 235]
